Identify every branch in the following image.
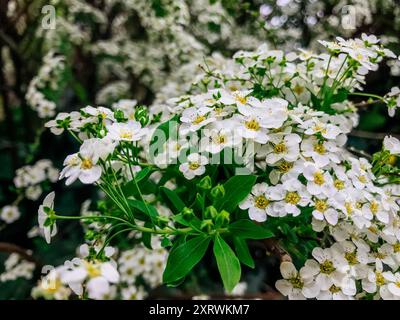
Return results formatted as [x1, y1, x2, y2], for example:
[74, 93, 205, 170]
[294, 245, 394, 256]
[0, 242, 40, 266]
[263, 238, 292, 263]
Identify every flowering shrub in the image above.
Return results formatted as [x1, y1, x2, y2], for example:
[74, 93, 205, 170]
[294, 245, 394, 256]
[33, 34, 400, 299]
[1, 0, 400, 301]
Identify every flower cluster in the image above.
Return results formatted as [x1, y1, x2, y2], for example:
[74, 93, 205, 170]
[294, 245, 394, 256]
[25, 52, 66, 118]
[40, 34, 400, 300]
[118, 240, 167, 300]
[0, 254, 35, 282]
[14, 159, 59, 201]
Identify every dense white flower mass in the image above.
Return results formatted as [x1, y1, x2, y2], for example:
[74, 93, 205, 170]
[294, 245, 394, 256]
[39, 33, 400, 300]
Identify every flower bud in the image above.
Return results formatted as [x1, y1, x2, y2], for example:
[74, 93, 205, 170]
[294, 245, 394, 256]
[215, 210, 230, 226]
[200, 219, 214, 232]
[204, 206, 218, 219]
[211, 184, 225, 199]
[197, 176, 212, 190]
[181, 207, 194, 218]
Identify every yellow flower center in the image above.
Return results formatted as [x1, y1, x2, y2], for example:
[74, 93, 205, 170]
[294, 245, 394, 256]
[393, 243, 400, 253]
[285, 192, 301, 205]
[334, 179, 345, 190]
[213, 134, 226, 145]
[289, 275, 304, 289]
[234, 94, 247, 105]
[358, 175, 367, 184]
[329, 284, 341, 293]
[245, 119, 260, 131]
[84, 261, 102, 278]
[314, 172, 325, 185]
[376, 272, 385, 286]
[278, 161, 293, 173]
[119, 130, 133, 140]
[189, 162, 200, 170]
[375, 252, 386, 259]
[313, 143, 326, 154]
[255, 195, 269, 209]
[345, 252, 358, 265]
[370, 201, 379, 214]
[192, 115, 206, 125]
[320, 260, 335, 274]
[368, 226, 378, 234]
[274, 142, 287, 154]
[214, 108, 223, 115]
[315, 199, 328, 212]
[345, 202, 353, 215]
[81, 158, 93, 170]
[293, 84, 305, 95]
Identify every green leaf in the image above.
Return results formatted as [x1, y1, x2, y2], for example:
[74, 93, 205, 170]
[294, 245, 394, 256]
[172, 213, 191, 227]
[161, 237, 173, 248]
[213, 235, 241, 293]
[149, 115, 179, 158]
[135, 167, 154, 183]
[233, 237, 254, 268]
[142, 221, 152, 249]
[123, 168, 154, 196]
[128, 199, 158, 222]
[160, 186, 185, 213]
[163, 236, 211, 283]
[228, 220, 274, 239]
[215, 175, 256, 212]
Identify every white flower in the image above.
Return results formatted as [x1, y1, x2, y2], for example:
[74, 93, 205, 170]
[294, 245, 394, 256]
[82, 106, 115, 124]
[269, 178, 311, 217]
[385, 87, 400, 117]
[235, 114, 269, 144]
[201, 120, 240, 154]
[60, 139, 103, 185]
[311, 197, 339, 226]
[303, 163, 335, 197]
[275, 262, 320, 299]
[106, 121, 148, 142]
[383, 136, 400, 155]
[180, 107, 216, 133]
[60, 259, 119, 300]
[264, 133, 301, 164]
[301, 137, 341, 168]
[179, 153, 208, 180]
[239, 183, 273, 222]
[0, 205, 21, 224]
[301, 247, 348, 291]
[238, 97, 289, 129]
[385, 272, 400, 298]
[301, 119, 342, 140]
[38, 192, 57, 243]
